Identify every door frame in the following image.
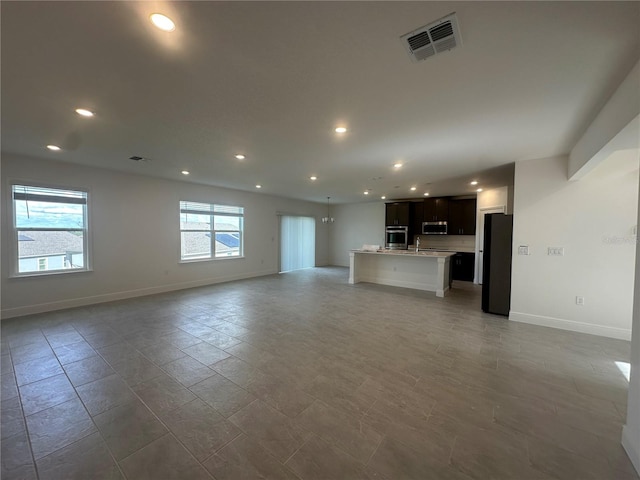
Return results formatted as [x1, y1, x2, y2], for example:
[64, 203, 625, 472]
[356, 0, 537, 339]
[475, 205, 506, 284]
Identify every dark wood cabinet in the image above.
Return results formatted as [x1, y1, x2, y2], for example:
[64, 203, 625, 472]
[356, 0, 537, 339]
[452, 252, 475, 282]
[409, 201, 424, 239]
[448, 198, 477, 235]
[385, 202, 410, 226]
[423, 198, 449, 222]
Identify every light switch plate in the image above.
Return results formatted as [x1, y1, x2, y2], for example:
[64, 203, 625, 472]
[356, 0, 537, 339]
[547, 247, 564, 256]
[518, 245, 529, 255]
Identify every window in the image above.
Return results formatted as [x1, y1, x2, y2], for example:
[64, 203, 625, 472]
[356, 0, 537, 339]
[180, 201, 243, 261]
[12, 184, 89, 275]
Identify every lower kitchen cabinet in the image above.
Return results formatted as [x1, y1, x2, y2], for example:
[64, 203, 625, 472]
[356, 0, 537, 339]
[452, 252, 475, 282]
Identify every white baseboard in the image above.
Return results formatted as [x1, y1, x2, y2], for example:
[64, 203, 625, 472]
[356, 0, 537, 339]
[509, 311, 631, 341]
[622, 425, 640, 476]
[0, 269, 277, 320]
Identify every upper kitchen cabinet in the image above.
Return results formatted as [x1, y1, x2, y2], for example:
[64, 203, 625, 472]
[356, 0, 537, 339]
[423, 197, 449, 222]
[385, 202, 410, 226]
[448, 198, 477, 235]
[409, 201, 424, 238]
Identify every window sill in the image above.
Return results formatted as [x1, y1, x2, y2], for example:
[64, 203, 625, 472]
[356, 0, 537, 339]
[10, 268, 93, 279]
[179, 256, 245, 264]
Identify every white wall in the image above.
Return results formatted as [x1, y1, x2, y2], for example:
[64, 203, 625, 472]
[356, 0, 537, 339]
[1, 154, 329, 318]
[570, 60, 640, 179]
[329, 202, 385, 267]
[510, 154, 638, 340]
[623, 171, 640, 473]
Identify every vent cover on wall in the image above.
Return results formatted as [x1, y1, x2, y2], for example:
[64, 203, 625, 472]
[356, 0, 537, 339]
[400, 13, 462, 62]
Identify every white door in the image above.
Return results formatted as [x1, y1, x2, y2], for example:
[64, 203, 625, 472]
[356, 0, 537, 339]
[476, 206, 505, 284]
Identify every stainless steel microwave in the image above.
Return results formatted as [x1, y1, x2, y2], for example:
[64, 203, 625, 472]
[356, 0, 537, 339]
[422, 221, 447, 235]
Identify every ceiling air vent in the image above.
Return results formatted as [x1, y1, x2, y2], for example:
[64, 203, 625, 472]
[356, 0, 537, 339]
[129, 155, 151, 162]
[400, 13, 462, 63]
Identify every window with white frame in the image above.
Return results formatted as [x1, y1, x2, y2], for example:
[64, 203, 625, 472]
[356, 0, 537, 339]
[180, 201, 243, 261]
[12, 184, 89, 275]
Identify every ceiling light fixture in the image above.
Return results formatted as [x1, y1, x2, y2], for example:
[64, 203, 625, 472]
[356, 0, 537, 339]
[470, 180, 478, 185]
[335, 127, 347, 133]
[364, 191, 369, 195]
[424, 192, 429, 196]
[235, 154, 245, 160]
[75, 108, 94, 117]
[310, 176, 317, 181]
[410, 186, 417, 191]
[255, 184, 262, 189]
[393, 163, 403, 168]
[322, 197, 335, 224]
[181, 170, 190, 175]
[150, 13, 176, 32]
[477, 188, 483, 192]
[381, 195, 386, 200]
[46, 145, 61, 151]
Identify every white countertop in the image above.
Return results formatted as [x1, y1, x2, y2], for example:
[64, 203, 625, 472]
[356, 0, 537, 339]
[352, 249, 456, 258]
[409, 246, 475, 253]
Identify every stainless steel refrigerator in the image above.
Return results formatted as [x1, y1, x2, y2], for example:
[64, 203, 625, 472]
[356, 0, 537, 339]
[482, 213, 513, 316]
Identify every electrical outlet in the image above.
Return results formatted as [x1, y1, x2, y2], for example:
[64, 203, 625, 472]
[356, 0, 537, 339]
[518, 245, 529, 255]
[576, 296, 585, 306]
[548, 247, 564, 256]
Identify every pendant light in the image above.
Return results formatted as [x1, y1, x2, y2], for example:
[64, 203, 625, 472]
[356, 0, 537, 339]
[322, 196, 335, 224]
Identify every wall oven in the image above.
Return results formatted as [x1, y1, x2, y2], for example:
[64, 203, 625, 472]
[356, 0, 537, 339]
[422, 221, 448, 235]
[385, 226, 409, 250]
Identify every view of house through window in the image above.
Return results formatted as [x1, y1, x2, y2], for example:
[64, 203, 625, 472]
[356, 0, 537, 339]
[180, 201, 244, 260]
[12, 184, 89, 275]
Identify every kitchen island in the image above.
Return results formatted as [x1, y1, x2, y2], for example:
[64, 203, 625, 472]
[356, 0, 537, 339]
[348, 250, 455, 297]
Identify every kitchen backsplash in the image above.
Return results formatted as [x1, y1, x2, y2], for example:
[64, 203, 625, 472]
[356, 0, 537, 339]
[414, 234, 475, 251]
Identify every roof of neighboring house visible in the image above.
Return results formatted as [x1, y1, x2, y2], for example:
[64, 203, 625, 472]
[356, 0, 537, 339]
[182, 231, 239, 257]
[18, 231, 83, 257]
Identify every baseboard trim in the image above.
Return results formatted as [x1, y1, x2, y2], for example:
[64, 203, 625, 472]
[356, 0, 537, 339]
[508, 311, 631, 341]
[622, 425, 640, 476]
[1, 269, 277, 320]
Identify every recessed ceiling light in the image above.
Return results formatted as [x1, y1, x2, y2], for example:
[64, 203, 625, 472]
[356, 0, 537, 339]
[181, 170, 190, 175]
[309, 176, 317, 181]
[75, 108, 94, 117]
[470, 180, 478, 185]
[335, 127, 347, 134]
[424, 192, 429, 196]
[363, 191, 369, 195]
[235, 154, 245, 160]
[393, 163, 403, 168]
[150, 13, 175, 32]
[477, 188, 483, 192]
[46, 145, 61, 151]
[256, 184, 262, 189]
[381, 195, 386, 200]
[410, 186, 417, 191]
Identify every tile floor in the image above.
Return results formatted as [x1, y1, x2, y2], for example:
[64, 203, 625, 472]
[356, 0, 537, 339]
[1, 267, 638, 479]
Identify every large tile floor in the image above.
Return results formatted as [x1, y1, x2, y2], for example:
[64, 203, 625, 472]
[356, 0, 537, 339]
[1, 267, 638, 479]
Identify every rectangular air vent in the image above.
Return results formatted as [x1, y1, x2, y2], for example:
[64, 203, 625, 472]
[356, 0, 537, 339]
[400, 13, 462, 63]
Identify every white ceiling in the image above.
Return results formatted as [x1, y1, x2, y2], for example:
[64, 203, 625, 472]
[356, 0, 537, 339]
[2, 1, 639, 204]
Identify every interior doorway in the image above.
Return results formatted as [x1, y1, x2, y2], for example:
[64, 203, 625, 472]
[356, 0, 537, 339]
[476, 205, 506, 284]
[280, 215, 316, 273]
